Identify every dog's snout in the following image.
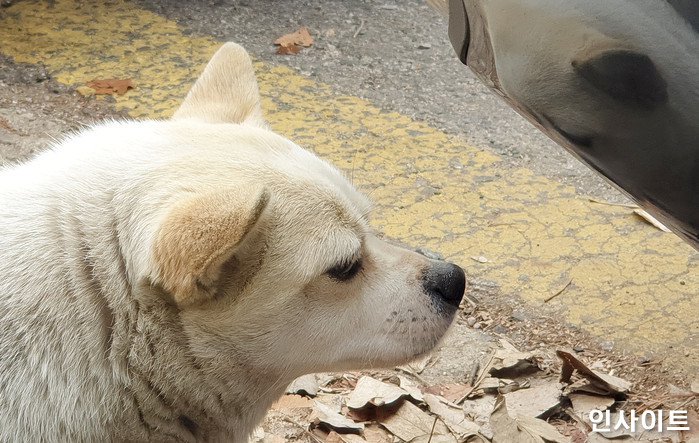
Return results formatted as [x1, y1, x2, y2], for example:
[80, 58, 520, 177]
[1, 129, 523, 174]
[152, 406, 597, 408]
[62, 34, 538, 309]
[422, 262, 466, 308]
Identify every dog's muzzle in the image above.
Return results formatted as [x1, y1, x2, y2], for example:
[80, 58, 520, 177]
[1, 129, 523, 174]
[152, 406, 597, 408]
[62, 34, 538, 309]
[422, 261, 466, 309]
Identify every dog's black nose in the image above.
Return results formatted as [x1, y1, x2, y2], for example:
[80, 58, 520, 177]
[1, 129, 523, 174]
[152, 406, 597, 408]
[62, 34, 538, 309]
[422, 261, 466, 308]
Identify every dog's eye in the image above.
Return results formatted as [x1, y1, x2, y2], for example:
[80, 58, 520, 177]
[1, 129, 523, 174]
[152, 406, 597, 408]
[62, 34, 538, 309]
[327, 258, 362, 281]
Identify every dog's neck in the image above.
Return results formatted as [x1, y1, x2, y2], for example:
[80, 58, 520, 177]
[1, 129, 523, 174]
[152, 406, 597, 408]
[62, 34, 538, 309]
[106, 286, 289, 441]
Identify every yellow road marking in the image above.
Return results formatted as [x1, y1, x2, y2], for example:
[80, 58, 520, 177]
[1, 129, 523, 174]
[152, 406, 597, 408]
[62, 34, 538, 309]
[2, 0, 697, 371]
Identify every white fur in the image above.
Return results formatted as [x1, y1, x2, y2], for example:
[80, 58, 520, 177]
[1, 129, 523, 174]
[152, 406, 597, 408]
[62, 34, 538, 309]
[0, 43, 462, 441]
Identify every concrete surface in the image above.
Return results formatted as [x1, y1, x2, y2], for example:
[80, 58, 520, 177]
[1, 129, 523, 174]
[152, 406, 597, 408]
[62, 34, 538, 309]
[0, 0, 696, 382]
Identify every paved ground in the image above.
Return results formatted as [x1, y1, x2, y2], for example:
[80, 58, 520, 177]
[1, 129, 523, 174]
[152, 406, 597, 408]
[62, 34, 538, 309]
[1, 0, 696, 393]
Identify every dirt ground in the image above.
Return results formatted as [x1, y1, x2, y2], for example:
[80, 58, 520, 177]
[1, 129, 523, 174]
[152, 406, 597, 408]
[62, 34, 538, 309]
[1, 51, 696, 442]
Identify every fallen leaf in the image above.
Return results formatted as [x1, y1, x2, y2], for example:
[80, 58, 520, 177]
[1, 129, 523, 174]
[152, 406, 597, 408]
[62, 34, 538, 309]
[567, 393, 615, 420]
[312, 400, 364, 433]
[503, 383, 563, 419]
[376, 400, 451, 441]
[275, 27, 314, 47]
[85, 78, 135, 95]
[424, 383, 471, 404]
[490, 396, 569, 443]
[462, 395, 496, 426]
[271, 394, 313, 410]
[275, 27, 313, 55]
[423, 393, 480, 438]
[276, 44, 300, 55]
[397, 375, 424, 403]
[489, 349, 541, 378]
[363, 424, 393, 443]
[325, 431, 343, 443]
[407, 435, 457, 443]
[286, 374, 319, 396]
[347, 376, 409, 409]
[557, 351, 630, 397]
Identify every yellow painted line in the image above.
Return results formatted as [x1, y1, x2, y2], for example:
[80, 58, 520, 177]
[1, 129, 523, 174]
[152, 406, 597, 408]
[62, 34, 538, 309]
[2, 0, 697, 371]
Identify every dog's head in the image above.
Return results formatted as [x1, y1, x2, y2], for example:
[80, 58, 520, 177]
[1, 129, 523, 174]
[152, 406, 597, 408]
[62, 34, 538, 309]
[143, 43, 465, 379]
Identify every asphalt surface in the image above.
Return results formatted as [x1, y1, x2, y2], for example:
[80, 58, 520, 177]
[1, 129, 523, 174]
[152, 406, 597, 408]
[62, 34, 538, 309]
[0, 0, 697, 387]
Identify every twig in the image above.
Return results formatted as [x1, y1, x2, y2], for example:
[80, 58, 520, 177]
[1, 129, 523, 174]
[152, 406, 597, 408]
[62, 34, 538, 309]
[353, 18, 365, 38]
[427, 416, 438, 443]
[544, 279, 573, 303]
[457, 351, 496, 405]
[588, 198, 638, 209]
[282, 417, 323, 443]
[395, 366, 429, 386]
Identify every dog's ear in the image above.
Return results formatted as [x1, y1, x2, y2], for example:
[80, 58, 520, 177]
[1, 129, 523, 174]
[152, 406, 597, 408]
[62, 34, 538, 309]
[572, 48, 668, 110]
[152, 185, 270, 307]
[173, 42, 265, 126]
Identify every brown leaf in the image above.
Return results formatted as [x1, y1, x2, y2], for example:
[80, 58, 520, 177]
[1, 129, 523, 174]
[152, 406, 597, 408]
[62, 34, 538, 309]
[275, 27, 313, 47]
[271, 394, 313, 410]
[376, 400, 451, 441]
[557, 351, 630, 397]
[490, 396, 569, 443]
[86, 78, 135, 95]
[424, 383, 471, 404]
[347, 376, 410, 409]
[276, 44, 301, 55]
[313, 400, 364, 432]
[363, 425, 392, 443]
[503, 383, 563, 419]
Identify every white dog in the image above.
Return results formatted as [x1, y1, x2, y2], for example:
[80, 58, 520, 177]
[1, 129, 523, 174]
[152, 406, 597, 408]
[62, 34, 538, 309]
[0, 43, 465, 442]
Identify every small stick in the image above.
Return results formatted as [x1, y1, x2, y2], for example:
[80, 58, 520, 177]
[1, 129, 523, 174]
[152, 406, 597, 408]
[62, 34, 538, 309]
[282, 417, 323, 443]
[457, 351, 495, 405]
[427, 416, 438, 443]
[588, 198, 638, 209]
[353, 19, 365, 38]
[544, 279, 573, 303]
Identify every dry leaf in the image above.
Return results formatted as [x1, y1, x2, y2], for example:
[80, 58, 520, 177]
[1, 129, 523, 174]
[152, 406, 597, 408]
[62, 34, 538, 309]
[568, 393, 615, 420]
[313, 400, 364, 432]
[376, 400, 451, 441]
[85, 78, 135, 95]
[503, 383, 563, 419]
[557, 351, 630, 396]
[347, 376, 409, 409]
[363, 425, 393, 443]
[271, 394, 313, 410]
[275, 27, 313, 55]
[397, 375, 424, 403]
[286, 374, 319, 396]
[424, 383, 471, 404]
[325, 431, 343, 443]
[489, 349, 541, 378]
[490, 396, 569, 443]
[276, 44, 300, 55]
[275, 27, 314, 47]
[423, 393, 480, 438]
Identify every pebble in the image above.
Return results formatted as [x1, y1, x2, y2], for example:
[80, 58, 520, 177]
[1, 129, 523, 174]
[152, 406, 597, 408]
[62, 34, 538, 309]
[473, 322, 482, 329]
[573, 345, 584, 353]
[466, 316, 477, 327]
[491, 324, 508, 334]
[417, 43, 432, 49]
